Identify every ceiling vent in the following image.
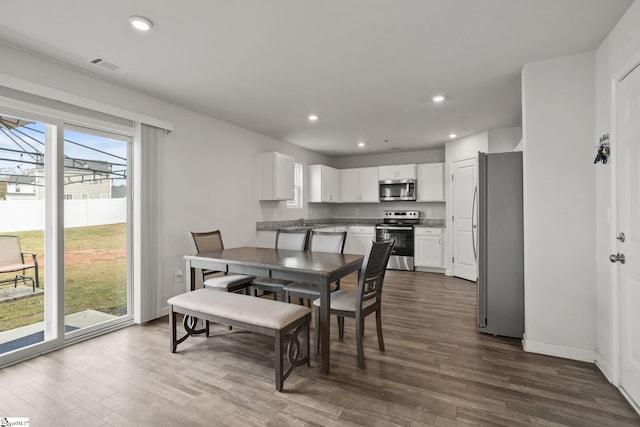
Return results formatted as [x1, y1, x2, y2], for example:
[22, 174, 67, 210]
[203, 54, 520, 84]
[88, 57, 129, 74]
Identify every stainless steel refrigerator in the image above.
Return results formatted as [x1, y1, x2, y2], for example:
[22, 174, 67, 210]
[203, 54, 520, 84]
[476, 151, 524, 339]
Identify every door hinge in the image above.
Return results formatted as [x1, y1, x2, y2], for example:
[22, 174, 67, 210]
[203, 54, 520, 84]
[451, 174, 454, 181]
[452, 256, 455, 263]
[452, 216, 454, 222]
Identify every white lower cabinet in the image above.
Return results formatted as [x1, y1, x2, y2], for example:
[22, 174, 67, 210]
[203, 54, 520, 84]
[345, 226, 375, 255]
[414, 227, 443, 268]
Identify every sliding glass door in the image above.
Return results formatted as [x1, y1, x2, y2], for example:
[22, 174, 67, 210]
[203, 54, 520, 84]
[63, 127, 130, 335]
[0, 114, 49, 355]
[0, 107, 133, 363]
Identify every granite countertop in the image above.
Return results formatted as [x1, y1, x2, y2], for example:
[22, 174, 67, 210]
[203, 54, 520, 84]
[257, 217, 445, 231]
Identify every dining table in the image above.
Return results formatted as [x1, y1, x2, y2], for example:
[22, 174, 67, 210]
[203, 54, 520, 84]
[184, 246, 363, 375]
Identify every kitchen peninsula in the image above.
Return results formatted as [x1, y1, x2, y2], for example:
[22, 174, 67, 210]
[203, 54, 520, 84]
[257, 217, 446, 273]
[256, 217, 445, 231]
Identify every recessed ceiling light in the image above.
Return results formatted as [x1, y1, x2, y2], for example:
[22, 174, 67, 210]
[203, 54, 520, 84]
[449, 133, 457, 139]
[432, 95, 445, 103]
[358, 142, 365, 147]
[129, 15, 153, 31]
[308, 114, 318, 122]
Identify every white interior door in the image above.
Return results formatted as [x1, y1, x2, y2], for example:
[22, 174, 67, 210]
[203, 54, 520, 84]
[452, 157, 477, 281]
[618, 64, 640, 406]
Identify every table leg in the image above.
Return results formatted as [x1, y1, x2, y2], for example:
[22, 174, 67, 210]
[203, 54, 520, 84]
[320, 280, 330, 375]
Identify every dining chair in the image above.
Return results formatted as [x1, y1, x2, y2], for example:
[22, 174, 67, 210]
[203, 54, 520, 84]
[251, 228, 310, 300]
[188, 230, 255, 293]
[283, 230, 347, 306]
[313, 238, 395, 369]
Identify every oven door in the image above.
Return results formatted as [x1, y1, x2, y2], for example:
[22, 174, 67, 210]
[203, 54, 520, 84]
[375, 226, 414, 257]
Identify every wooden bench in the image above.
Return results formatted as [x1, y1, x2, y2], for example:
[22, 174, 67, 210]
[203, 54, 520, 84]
[168, 288, 311, 392]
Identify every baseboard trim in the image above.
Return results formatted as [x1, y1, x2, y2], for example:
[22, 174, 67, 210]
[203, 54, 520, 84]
[620, 387, 640, 416]
[414, 266, 446, 274]
[158, 305, 170, 318]
[596, 353, 616, 384]
[523, 336, 596, 362]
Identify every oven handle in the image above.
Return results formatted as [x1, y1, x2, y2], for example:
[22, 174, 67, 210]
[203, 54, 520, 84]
[375, 226, 414, 231]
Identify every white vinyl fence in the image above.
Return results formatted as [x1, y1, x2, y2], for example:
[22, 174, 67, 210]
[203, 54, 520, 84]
[0, 199, 126, 232]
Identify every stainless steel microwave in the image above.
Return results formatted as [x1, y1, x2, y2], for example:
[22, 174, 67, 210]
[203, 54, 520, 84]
[379, 179, 417, 201]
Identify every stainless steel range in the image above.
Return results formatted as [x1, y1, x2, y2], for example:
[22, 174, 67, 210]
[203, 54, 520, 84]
[375, 210, 419, 270]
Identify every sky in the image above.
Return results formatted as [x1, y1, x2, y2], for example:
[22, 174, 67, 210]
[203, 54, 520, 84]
[0, 116, 128, 180]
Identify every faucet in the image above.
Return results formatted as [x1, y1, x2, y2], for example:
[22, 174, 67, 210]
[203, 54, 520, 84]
[296, 218, 305, 226]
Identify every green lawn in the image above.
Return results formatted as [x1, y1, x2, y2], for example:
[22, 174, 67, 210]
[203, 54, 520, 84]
[0, 223, 127, 332]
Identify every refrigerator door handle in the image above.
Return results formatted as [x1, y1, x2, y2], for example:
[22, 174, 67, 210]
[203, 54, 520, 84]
[471, 185, 478, 260]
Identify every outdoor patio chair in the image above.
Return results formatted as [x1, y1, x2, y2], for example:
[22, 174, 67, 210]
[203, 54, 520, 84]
[0, 235, 40, 292]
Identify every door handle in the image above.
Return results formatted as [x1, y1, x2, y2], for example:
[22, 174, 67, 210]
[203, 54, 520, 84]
[471, 185, 478, 260]
[610, 253, 626, 264]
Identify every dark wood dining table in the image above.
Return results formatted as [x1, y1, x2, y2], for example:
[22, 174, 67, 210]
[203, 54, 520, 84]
[184, 246, 363, 375]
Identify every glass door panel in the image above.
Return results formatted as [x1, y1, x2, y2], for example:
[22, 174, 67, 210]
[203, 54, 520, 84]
[62, 128, 129, 332]
[0, 114, 48, 354]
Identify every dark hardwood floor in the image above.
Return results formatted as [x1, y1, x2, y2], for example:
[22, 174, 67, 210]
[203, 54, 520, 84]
[1, 271, 638, 426]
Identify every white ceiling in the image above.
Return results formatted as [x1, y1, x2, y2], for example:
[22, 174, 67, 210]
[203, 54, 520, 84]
[0, 1, 633, 156]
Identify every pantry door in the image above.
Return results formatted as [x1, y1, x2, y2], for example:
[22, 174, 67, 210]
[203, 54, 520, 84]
[451, 157, 477, 281]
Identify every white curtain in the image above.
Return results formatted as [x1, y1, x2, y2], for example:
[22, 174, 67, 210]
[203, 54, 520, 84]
[134, 123, 166, 323]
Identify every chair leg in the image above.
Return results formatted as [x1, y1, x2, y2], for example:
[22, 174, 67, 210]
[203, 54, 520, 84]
[338, 316, 344, 341]
[355, 315, 365, 369]
[314, 305, 320, 355]
[170, 308, 177, 353]
[275, 331, 284, 392]
[376, 309, 385, 351]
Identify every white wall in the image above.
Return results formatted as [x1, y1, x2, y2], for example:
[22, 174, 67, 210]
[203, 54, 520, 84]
[329, 202, 446, 220]
[0, 42, 329, 316]
[521, 52, 596, 361]
[488, 127, 522, 153]
[330, 148, 444, 169]
[595, 0, 640, 383]
[443, 131, 489, 275]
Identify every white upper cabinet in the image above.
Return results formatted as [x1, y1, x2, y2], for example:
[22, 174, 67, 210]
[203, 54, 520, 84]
[417, 163, 445, 202]
[259, 152, 294, 200]
[340, 167, 379, 203]
[378, 164, 416, 181]
[309, 164, 341, 202]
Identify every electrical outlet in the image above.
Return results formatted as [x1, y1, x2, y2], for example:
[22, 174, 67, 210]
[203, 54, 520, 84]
[174, 269, 183, 283]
